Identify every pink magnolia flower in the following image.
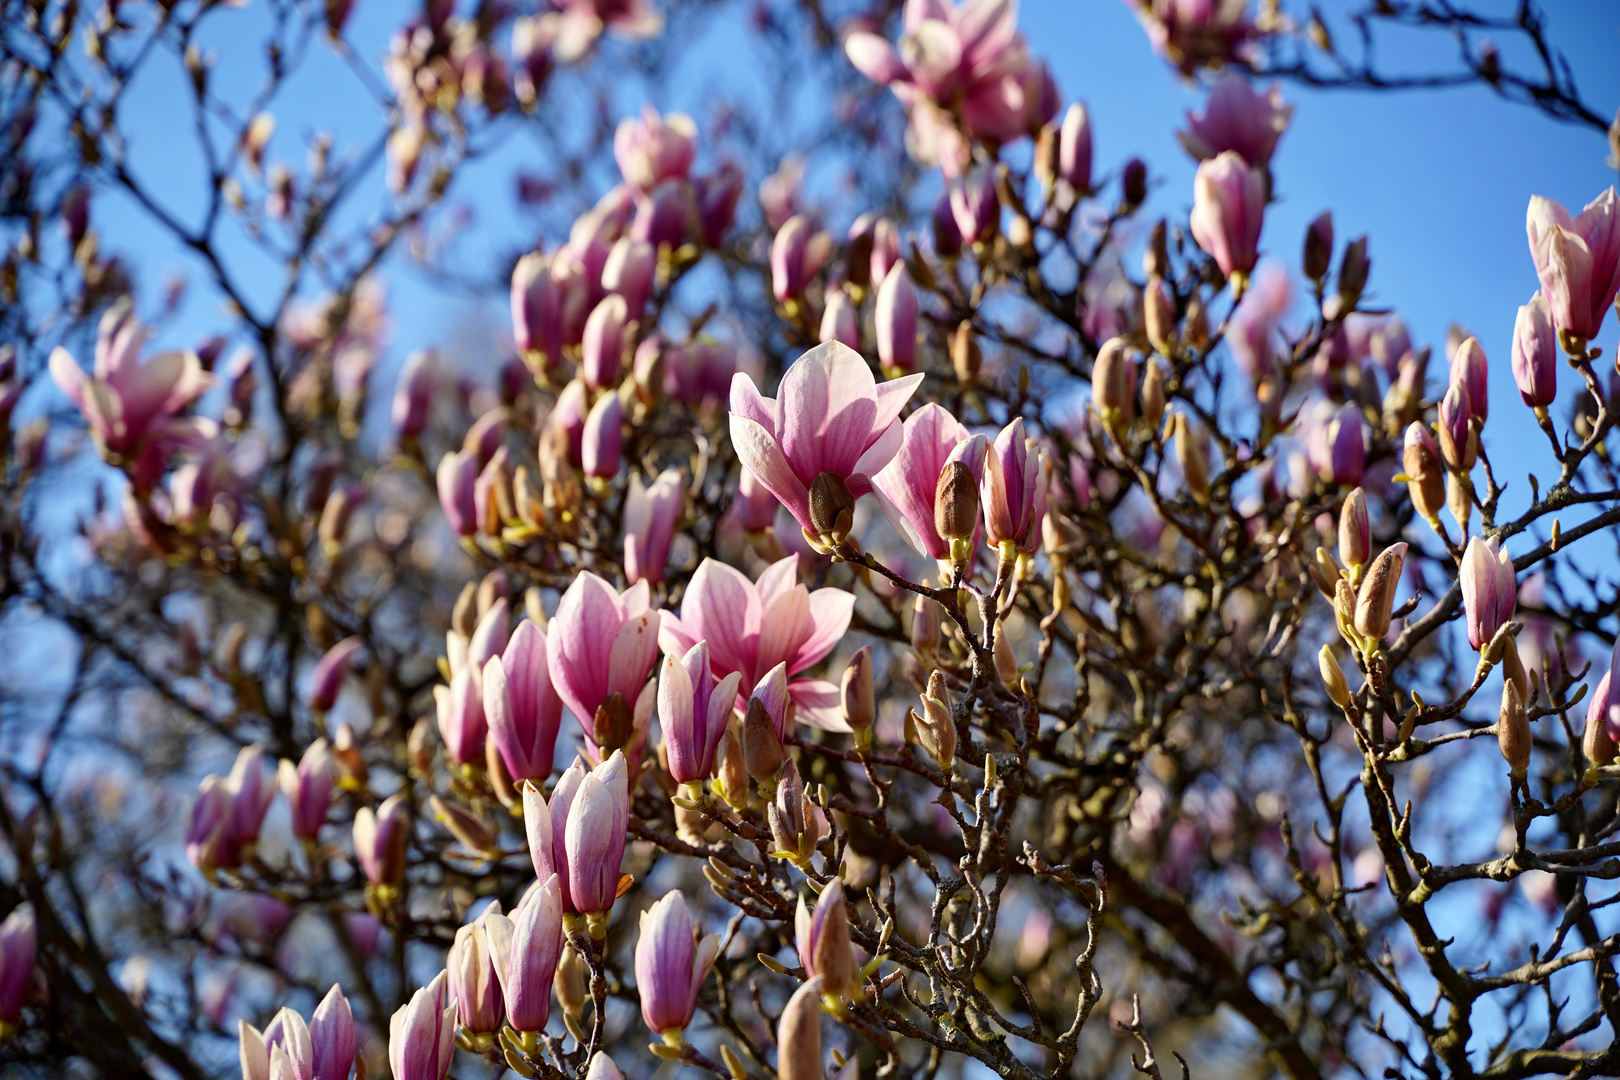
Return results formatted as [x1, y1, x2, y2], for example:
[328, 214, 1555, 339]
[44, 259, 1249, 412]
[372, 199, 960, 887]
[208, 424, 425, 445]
[50, 304, 215, 489]
[484, 621, 565, 783]
[1525, 187, 1620, 344]
[543, 0, 664, 64]
[845, 0, 1054, 171]
[874, 263, 919, 371]
[872, 403, 984, 560]
[546, 573, 661, 759]
[982, 417, 1046, 552]
[388, 972, 455, 1080]
[820, 289, 861, 351]
[1190, 150, 1266, 282]
[1460, 536, 1515, 650]
[728, 340, 923, 546]
[1178, 76, 1291, 167]
[0, 905, 35, 1025]
[449, 905, 505, 1034]
[1512, 292, 1557, 408]
[523, 752, 630, 916]
[1225, 262, 1292, 382]
[613, 107, 696, 194]
[1129, 0, 1260, 75]
[657, 641, 743, 785]
[623, 468, 684, 585]
[635, 890, 720, 1038]
[771, 215, 832, 303]
[278, 739, 335, 842]
[659, 556, 854, 730]
[485, 875, 565, 1035]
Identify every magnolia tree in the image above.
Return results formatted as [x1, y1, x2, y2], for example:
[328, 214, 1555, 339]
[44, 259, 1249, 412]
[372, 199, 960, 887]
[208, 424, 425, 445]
[3, 0, 1620, 1078]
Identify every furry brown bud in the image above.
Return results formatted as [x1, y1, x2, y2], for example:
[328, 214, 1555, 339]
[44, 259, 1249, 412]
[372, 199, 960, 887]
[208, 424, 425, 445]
[808, 471, 856, 543]
[1497, 680, 1531, 778]
[935, 461, 980, 543]
[1353, 543, 1407, 642]
[742, 697, 785, 783]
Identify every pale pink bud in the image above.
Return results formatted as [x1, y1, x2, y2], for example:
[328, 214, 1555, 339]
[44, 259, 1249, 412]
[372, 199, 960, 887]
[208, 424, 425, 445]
[602, 237, 656, 318]
[279, 739, 335, 841]
[486, 875, 565, 1034]
[581, 295, 628, 390]
[387, 972, 454, 1080]
[449, 906, 505, 1033]
[435, 665, 488, 766]
[874, 262, 919, 371]
[1512, 292, 1557, 408]
[1058, 102, 1092, 192]
[309, 636, 362, 712]
[658, 641, 742, 785]
[1178, 76, 1291, 167]
[1526, 188, 1620, 343]
[1189, 151, 1266, 280]
[614, 107, 697, 193]
[435, 450, 478, 537]
[820, 289, 860, 351]
[635, 890, 719, 1036]
[624, 468, 684, 586]
[950, 168, 998, 247]
[1449, 336, 1489, 423]
[582, 391, 623, 479]
[1460, 536, 1516, 650]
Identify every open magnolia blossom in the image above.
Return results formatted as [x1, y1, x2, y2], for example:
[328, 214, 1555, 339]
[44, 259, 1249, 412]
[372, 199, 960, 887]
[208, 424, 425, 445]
[728, 340, 923, 553]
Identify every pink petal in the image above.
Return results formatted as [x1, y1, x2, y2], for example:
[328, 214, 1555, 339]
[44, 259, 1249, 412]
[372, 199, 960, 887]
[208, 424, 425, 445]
[606, 610, 660, 703]
[756, 555, 800, 606]
[788, 679, 851, 732]
[680, 559, 761, 685]
[852, 415, 907, 480]
[757, 584, 812, 677]
[547, 573, 623, 723]
[728, 371, 777, 436]
[730, 413, 812, 532]
[777, 341, 880, 485]
[792, 588, 855, 675]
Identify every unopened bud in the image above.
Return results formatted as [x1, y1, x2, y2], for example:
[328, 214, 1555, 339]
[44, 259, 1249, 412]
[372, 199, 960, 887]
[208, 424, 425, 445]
[1183, 292, 1209, 351]
[1144, 276, 1175, 356]
[1497, 680, 1530, 778]
[1338, 487, 1370, 571]
[993, 620, 1018, 685]
[841, 647, 875, 733]
[555, 944, 588, 1018]
[715, 720, 749, 808]
[911, 595, 941, 663]
[1144, 220, 1169, 279]
[428, 794, 495, 854]
[1303, 211, 1333, 282]
[1120, 157, 1147, 210]
[808, 472, 856, 545]
[1171, 412, 1209, 503]
[592, 692, 634, 755]
[1353, 543, 1407, 643]
[1334, 236, 1370, 316]
[951, 321, 981, 386]
[1319, 645, 1350, 709]
[915, 671, 956, 771]
[742, 697, 785, 783]
[1092, 337, 1132, 432]
[1140, 360, 1166, 429]
[935, 461, 980, 545]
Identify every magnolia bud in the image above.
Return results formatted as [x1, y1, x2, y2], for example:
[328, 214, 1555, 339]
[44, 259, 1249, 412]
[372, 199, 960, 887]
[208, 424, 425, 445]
[1171, 412, 1209, 503]
[1093, 337, 1132, 432]
[1144, 276, 1176, 356]
[1303, 211, 1333, 282]
[1502, 635, 1530, 708]
[555, 943, 588, 1018]
[1583, 675, 1617, 766]
[1402, 424, 1446, 528]
[951, 321, 981, 386]
[1338, 487, 1370, 571]
[915, 671, 956, 771]
[1497, 680, 1531, 778]
[934, 460, 980, 546]
[1144, 220, 1169, 279]
[777, 979, 824, 1080]
[1121, 157, 1147, 210]
[841, 647, 874, 733]
[715, 720, 749, 808]
[808, 472, 856, 545]
[1354, 543, 1408, 643]
[993, 622, 1018, 686]
[1319, 645, 1350, 709]
[742, 697, 785, 783]
[1140, 360, 1166, 430]
[1335, 236, 1370, 315]
[911, 595, 941, 663]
